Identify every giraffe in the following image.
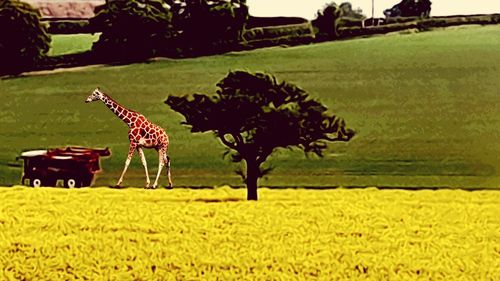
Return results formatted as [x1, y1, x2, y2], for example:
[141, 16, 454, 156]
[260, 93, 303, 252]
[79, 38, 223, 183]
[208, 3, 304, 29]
[85, 87, 172, 189]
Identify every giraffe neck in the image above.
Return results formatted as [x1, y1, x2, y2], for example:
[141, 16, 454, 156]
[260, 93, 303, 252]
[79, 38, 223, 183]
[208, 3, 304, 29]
[101, 94, 137, 127]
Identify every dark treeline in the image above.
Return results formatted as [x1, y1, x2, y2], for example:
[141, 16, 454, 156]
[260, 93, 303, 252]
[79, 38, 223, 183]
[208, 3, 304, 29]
[2, 0, 500, 76]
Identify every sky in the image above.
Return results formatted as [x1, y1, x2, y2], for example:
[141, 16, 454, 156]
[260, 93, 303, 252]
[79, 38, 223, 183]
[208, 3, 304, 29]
[247, 0, 500, 19]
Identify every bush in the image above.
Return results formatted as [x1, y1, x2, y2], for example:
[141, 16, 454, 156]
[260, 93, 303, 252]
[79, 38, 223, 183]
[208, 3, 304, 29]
[0, 0, 51, 75]
[89, 0, 175, 61]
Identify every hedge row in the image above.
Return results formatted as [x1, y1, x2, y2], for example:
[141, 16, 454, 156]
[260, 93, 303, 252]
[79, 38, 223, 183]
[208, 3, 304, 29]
[242, 22, 315, 44]
[45, 19, 98, 34]
[239, 34, 316, 49]
[339, 14, 500, 38]
[246, 16, 309, 29]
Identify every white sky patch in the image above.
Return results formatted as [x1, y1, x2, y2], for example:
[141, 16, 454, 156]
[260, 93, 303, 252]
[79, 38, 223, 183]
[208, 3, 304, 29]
[247, 0, 500, 19]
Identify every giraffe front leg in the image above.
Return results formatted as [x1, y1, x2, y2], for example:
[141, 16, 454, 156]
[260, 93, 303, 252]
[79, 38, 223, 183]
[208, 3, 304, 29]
[115, 143, 136, 188]
[138, 147, 151, 189]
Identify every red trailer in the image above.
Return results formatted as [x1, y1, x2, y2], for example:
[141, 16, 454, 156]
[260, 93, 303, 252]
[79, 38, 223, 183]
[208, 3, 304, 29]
[19, 147, 111, 188]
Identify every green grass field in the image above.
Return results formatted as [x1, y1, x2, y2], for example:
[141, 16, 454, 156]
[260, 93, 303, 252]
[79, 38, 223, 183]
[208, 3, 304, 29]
[1, 25, 499, 188]
[47, 33, 100, 56]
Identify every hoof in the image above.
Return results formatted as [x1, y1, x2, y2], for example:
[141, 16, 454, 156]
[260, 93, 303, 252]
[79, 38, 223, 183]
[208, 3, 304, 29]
[112, 185, 122, 189]
[166, 184, 173, 189]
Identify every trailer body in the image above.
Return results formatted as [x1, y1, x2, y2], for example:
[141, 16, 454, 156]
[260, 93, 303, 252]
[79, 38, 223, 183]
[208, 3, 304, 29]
[20, 147, 111, 188]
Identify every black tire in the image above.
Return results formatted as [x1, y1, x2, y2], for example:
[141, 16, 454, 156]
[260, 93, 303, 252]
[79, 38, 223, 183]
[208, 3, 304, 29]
[64, 178, 82, 188]
[29, 178, 56, 187]
[30, 178, 43, 187]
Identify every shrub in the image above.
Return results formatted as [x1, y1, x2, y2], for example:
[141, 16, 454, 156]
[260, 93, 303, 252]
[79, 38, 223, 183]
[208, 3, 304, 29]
[89, 0, 175, 61]
[0, 0, 51, 75]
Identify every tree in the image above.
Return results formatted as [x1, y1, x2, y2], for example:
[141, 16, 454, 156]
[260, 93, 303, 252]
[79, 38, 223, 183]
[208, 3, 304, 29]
[166, 71, 355, 200]
[0, 0, 51, 75]
[166, 0, 249, 56]
[90, 0, 175, 60]
[384, 0, 432, 18]
[339, 2, 365, 19]
[312, 2, 342, 39]
[313, 2, 368, 39]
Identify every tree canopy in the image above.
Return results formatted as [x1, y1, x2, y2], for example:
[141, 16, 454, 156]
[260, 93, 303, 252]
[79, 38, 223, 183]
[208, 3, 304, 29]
[166, 0, 249, 55]
[0, 0, 51, 75]
[384, 0, 432, 18]
[90, 0, 249, 58]
[90, 0, 175, 60]
[166, 71, 355, 200]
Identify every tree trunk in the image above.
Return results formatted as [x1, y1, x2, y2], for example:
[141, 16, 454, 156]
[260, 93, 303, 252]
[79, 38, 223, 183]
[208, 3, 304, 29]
[245, 159, 259, 201]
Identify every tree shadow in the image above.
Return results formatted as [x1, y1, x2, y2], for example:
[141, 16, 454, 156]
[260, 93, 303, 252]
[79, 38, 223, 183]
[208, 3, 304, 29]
[191, 197, 243, 203]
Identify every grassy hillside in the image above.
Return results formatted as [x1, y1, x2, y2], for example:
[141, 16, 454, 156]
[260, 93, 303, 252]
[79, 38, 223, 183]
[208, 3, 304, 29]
[1, 187, 499, 279]
[48, 33, 100, 56]
[1, 25, 499, 188]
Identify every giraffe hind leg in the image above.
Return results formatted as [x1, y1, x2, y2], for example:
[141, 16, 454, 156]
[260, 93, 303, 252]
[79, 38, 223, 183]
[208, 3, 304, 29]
[164, 154, 173, 189]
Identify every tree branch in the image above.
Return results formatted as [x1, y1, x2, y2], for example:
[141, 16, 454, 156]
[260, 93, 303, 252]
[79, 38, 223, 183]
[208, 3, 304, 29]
[232, 133, 244, 147]
[219, 133, 238, 150]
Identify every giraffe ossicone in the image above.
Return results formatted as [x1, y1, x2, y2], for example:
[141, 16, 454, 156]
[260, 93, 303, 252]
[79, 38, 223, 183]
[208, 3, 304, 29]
[85, 87, 173, 189]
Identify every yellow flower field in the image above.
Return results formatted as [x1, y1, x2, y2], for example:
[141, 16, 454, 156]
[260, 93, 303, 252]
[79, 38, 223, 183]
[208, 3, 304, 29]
[0, 186, 499, 280]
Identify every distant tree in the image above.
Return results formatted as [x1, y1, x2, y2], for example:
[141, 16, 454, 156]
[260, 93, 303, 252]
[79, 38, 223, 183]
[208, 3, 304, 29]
[312, 2, 342, 39]
[165, 71, 355, 200]
[0, 0, 51, 75]
[313, 1, 366, 39]
[339, 2, 366, 19]
[166, 0, 249, 56]
[90, 0, 175, 60]
[384, 0, 432, 18]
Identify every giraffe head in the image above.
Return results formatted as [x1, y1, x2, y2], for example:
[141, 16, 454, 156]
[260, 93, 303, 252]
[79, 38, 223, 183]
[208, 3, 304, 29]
[85, 87, 105, 103]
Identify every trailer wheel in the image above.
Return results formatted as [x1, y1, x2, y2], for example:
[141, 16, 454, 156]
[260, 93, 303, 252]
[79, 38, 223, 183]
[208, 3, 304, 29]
[64, 178, 81, 188]
[31, 178, 42, 187]
[30, 177, 56, 187]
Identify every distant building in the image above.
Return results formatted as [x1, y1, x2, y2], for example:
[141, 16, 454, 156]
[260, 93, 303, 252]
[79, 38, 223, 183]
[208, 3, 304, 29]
[22, 0, 104, 19]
